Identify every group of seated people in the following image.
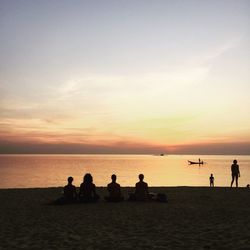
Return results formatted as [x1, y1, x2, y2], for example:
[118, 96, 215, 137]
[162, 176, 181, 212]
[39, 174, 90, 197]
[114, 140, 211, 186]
[55, 173, 167, 204]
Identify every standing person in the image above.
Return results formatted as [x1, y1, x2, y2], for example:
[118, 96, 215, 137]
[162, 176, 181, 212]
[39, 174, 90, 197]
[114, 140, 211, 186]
[209, 174, 214, 187]
[79, 173, 99, 202]
[105, 174, 124, 202]
[231, 160, 240, 188]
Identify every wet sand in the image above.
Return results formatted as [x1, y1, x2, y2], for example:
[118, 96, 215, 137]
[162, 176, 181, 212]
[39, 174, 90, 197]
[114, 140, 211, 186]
[0, 187, 249, 250]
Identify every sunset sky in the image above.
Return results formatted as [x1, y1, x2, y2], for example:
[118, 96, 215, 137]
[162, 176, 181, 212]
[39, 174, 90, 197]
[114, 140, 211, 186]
[0, 0, 249, 154]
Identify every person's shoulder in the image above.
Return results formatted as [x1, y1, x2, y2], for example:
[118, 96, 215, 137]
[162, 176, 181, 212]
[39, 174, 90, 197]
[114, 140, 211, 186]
[113, 182, 120, 188]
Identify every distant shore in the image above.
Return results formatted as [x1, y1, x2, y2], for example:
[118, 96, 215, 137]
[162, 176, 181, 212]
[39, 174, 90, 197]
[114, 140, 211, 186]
[0, 187, 249, 249]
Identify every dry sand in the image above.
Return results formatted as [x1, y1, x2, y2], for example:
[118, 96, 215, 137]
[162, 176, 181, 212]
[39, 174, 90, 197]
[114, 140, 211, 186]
[0, 187, 249, 250]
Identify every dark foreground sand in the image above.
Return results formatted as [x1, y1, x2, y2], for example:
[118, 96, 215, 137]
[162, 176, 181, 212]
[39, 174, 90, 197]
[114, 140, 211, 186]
[0, 187, 249, 250]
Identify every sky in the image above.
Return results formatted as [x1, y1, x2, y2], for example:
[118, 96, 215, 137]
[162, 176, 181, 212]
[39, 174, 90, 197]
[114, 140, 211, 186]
[0, 0, 249, 154]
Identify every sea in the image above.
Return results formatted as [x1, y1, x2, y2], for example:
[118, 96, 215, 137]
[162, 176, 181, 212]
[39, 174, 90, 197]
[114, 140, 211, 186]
[0, 154, 249, 188]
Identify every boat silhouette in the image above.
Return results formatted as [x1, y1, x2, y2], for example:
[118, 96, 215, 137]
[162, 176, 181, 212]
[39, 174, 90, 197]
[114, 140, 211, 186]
[188, 160, 204, 165]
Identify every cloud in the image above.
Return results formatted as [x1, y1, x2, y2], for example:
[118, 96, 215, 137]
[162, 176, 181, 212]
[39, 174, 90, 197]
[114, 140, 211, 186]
[0, 37, 247, 154]
[196, 37, 243, 64]
[58, 79, 80, 97]
[48, 64, 211, 111]
[0, 138, 249, 155]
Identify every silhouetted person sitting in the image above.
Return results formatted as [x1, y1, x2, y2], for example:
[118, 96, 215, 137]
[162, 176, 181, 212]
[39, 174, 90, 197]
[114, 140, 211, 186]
[129, 174, 149, 201]
[79, 173, 99, 203]
[105, 174, 124, 202]
[64, 176, 77, 202]
[230, 159, 240, 188]
[209, 174, 214, 187]
[54, 176, 77, 205]
[136, 174, 150, 200]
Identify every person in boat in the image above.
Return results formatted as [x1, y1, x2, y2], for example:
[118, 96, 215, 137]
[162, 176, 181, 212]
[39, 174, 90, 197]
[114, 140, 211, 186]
[54, 176, 77, 204]
[105, 174, 124, 202]
[79, 173, 99, 202]
[230, 160, 240, 188]
[209, 174, 214, 187]
[198, 158, 204, 164]
[129, 174, 149, 201]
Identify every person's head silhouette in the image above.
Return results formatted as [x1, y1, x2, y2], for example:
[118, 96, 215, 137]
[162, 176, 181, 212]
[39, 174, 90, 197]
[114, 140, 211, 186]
[83, 173, 93, 184]
[111, 174, 117, 182]
[233, 159, 237, 164]
[139, 174, 144, 181]
[68, 176, 73, 184]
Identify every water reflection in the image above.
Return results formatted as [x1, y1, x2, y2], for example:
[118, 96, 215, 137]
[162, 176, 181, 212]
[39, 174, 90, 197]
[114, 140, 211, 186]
[0, 154, 249, 188]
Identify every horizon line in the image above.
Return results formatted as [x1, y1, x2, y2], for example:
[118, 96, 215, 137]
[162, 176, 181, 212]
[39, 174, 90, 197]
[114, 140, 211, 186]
[1, 152, 249, 156]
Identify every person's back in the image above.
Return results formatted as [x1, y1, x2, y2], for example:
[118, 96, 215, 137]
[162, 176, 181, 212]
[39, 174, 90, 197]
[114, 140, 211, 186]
[79, 182, 96, 198]
[135, 174, 149, 201]
[106, 174, 124, 202]
[54, 176, 77, 204]
[64, 183, 77, 202]
[129, 174, 167, 202]
[231, 159, 240, 187]
[209, 174, 214, 187]
[231, 163, 239, 176]
[108, 182, 121, 198]
[79, 173, 99, 202]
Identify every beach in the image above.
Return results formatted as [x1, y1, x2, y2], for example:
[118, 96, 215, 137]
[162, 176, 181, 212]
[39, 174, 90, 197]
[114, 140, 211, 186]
[0, 187, 249, 250]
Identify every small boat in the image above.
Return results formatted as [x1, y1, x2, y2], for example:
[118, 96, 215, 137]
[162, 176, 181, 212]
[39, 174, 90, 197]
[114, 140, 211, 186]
[188, 160, 204, 165]
[160, 153, 164, 156]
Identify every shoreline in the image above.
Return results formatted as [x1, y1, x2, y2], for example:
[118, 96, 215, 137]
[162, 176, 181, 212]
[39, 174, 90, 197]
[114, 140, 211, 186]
[0, 185, 248, 190]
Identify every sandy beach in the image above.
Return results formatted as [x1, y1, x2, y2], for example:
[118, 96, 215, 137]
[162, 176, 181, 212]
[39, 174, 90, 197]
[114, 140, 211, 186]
[0, 187, 249, 250]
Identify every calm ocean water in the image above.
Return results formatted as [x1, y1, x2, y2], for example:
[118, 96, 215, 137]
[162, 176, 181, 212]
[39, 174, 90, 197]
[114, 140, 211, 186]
[0, 154, 249, 188]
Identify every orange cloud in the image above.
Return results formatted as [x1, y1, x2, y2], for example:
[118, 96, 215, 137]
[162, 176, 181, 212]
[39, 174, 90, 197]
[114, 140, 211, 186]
[0, 129, 249, 155]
